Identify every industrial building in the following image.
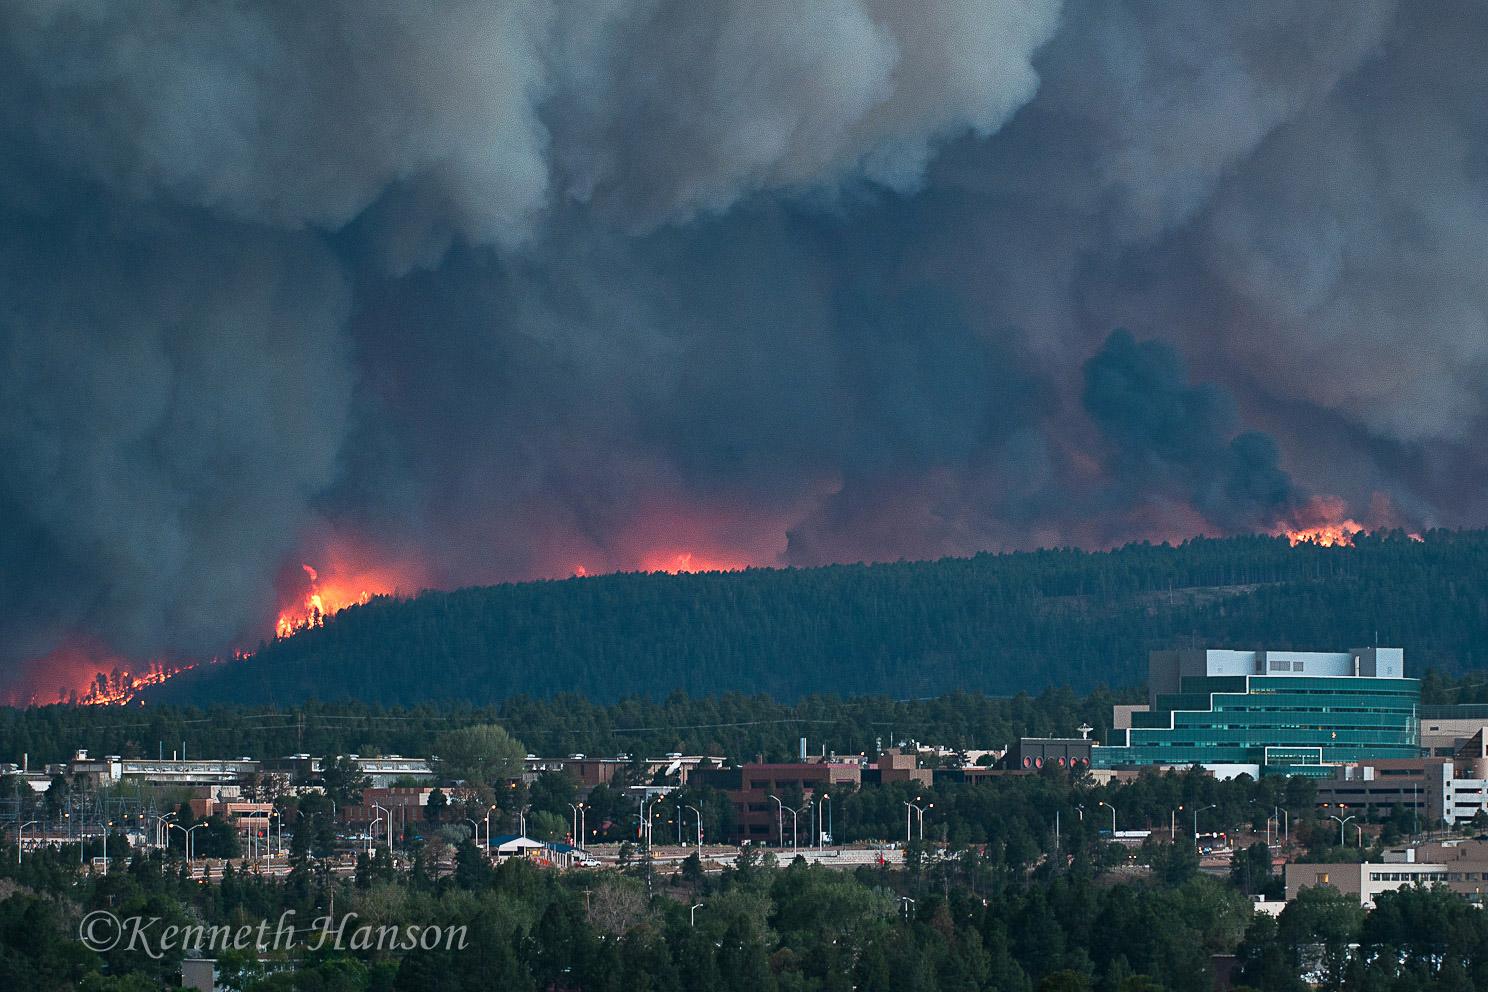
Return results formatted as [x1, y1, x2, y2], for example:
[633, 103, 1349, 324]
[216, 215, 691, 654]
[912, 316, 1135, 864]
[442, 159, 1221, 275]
[1097, 648, 1419, 778]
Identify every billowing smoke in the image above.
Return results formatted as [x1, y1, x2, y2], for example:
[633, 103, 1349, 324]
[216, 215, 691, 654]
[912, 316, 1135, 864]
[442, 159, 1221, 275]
[0, 0, 1484, 693]
[1083, 330, 1296, 532]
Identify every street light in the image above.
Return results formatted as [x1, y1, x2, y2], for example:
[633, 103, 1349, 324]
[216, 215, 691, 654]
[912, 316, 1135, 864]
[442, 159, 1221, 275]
[821, 794, 832, 846]
[642, 798, 658, 850]
[1099, 801, 1117, 834]
[768, 795, 784, 848]
[155, 812, 176, 851]
[1329, 814, 1357, 847]
[567, 803, 582, 849]
[373, 804, 392, 855]
[171, 822, 206, 863]
[1193, 804, 1217, 853]
[691, 903, 705, 926]
[781, 804, 801, 852]
[904, 801, 928, 841]
[685, 805, 703, 849]
[17, 820, 38, 864]
[484, 804, 498, 853]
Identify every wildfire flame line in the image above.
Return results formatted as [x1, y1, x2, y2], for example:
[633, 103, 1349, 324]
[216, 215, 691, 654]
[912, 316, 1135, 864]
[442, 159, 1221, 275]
[1282, 522, 1363, 547]
[275, 562, 373, 639]
[74, 661, 201, 706]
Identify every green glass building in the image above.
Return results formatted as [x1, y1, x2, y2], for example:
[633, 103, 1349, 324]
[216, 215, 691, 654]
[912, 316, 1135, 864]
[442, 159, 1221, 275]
[1096, 648, 1419, 777]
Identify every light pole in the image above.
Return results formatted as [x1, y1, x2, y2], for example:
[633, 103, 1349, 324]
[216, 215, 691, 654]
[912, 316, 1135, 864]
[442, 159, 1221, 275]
[1329, 814, 1356, 847]
[769, 795, 784, 848]
[821, 794, 832, 846]
[17, 820, 38, 864]
[1193, 804, 1217, 853]
[567, 803, 582, 848]
[782, 804, 800, 852]
[484, 805, 498, 853]
[685, 805, 703, 849]
[1274, 806, 1288, 847]
[155, 813, 175, 851]
[172, 822, 205, 863]
[904, 801, 927, 841]
[370, 816, 384, 856]
[373, 804, 392, 854]
[691, 903, 704, 926]
[1099, 801, 1117, 834]
[463, 817, 481, 850]
[642, 798, 658, 850]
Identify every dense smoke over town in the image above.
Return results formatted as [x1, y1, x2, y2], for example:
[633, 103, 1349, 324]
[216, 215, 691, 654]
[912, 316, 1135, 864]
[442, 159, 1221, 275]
[0, 1, 1484, 694]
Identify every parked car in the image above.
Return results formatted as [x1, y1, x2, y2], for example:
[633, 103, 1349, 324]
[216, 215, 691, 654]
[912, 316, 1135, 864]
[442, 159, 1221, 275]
[579, 858, 602, 868]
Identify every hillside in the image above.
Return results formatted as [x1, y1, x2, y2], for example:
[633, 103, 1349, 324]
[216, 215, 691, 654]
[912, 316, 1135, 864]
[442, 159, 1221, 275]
[146, 529, 1488, 707]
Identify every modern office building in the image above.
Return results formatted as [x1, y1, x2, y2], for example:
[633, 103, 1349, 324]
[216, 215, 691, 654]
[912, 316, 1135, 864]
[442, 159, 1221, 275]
[1096, 648, 1419, 777]
[1314, 758, 1431, 816]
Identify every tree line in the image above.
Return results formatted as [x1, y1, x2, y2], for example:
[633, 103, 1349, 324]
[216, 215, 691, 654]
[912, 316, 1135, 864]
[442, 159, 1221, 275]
[142, 529, 1488, 707]
[3, 757, 1488, 991]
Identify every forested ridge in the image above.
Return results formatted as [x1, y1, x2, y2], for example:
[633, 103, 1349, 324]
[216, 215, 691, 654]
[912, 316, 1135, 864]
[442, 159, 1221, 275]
[148, 529, 1488, 708]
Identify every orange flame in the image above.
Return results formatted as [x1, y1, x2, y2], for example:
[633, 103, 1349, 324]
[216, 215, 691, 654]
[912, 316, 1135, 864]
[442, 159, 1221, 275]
[276, 562, 382, 638]
[638, 550, 750, 574]
[13, 638, 206, 708]
[1277, 495, 1364, 546]
[1277, 493, 1424, 547]
[1284, 521, 1363, 547]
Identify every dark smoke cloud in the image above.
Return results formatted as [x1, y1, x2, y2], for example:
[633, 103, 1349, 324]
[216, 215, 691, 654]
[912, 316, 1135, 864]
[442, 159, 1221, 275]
[1083, 329, 1296, 530]
[0, 0, 1484, 689]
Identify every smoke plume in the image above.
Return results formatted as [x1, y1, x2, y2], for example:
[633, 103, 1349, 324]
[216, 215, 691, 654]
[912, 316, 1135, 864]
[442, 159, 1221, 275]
[0, 0, 1485, 693]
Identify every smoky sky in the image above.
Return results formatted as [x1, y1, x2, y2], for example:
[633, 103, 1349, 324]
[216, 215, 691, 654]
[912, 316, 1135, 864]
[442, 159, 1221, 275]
[1, 0, 1485, 686]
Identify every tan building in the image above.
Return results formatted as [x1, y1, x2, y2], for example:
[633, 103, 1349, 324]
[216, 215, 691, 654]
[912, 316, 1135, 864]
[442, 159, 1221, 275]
[1420, 718, 1488, 759]
[873, 748, 933, 787]
[1288, 842, 1488, 908]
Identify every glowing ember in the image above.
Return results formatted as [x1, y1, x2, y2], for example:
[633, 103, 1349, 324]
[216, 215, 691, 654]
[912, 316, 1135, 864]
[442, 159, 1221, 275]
[276, 562, 377, 638]
[1284, 522, 1363, 547]
[640, 550, 749, 574]
[11, 638, 209, 708]
[78, 661, 199, 706]
[1276, 494, 1363, 547]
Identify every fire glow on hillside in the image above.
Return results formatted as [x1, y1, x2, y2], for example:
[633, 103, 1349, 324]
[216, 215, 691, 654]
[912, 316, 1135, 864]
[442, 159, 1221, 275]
[10, 638, 204, 708]
[1283, 522, 1363, 547]
[276, 563, 373, 638]
[1277, 493, 1423, 548]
